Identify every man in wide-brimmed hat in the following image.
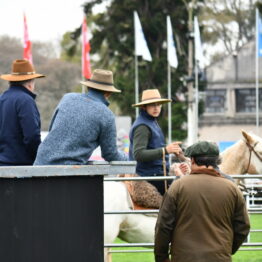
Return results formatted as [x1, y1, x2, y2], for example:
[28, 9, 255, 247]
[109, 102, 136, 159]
[0, 59, 45, 165]
[129, 89, 187, 195]
[34, 69, 127, 165]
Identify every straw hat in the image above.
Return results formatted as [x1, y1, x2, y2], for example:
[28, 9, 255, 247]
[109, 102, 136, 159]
[80, 69, 121, 93]
[0, 59, 45, 81]
[132, 89, 172, 107]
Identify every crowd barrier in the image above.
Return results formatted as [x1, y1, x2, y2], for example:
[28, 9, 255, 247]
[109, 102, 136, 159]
[104, 173, 262, 255]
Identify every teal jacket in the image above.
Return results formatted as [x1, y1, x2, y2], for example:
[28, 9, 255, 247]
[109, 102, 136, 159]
[34, 89, 127, 165]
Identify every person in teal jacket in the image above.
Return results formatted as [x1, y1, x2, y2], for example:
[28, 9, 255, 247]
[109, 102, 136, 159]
[34, 69, 127, 165]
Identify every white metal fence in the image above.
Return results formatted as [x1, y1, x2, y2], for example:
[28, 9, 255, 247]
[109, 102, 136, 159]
[104, 174, 262, 254]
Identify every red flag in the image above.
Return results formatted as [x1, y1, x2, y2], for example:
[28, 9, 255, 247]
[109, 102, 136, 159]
[82, 16, 91, 79]
[23, 14, 33, 64]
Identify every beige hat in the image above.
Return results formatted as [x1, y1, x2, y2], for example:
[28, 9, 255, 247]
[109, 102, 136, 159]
[132, 89, 172, 107]
[80, 69, 121, 93]
[0, 59, 45, 81]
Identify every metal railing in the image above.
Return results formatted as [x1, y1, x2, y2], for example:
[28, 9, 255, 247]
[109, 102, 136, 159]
[104, 173, 262, 254]
[0, 164, 260, 255]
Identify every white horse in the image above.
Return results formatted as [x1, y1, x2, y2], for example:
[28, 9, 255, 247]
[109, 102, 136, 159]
[103, 130, 262, 261]
[104, 181, 156, 261]
[220, 130, 262, 175]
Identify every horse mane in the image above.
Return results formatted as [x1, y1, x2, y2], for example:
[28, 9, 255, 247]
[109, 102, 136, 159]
[220, 139, 244, 158]
[220, 139, 247, 174]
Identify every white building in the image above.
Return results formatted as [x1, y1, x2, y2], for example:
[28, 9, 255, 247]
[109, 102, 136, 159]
[199, 40, 262, 148]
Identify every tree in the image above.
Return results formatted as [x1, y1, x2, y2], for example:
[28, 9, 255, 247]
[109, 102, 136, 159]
[200, 0, 256, 61]
[66, 0, 203, 141]
[0, 36, 81, 130]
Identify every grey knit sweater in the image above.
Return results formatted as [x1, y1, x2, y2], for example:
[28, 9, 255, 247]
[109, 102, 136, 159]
[34, 89, 127, 165]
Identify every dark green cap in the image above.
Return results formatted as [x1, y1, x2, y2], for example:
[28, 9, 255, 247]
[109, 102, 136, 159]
[185, 141, 219, 157]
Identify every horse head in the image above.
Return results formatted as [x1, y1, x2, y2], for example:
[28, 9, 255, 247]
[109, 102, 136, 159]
[241, 130, 262, 174]
[220, 130, 262, 175]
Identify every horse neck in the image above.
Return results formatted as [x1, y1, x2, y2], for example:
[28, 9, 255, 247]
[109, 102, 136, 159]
[220, 140, 249, 174]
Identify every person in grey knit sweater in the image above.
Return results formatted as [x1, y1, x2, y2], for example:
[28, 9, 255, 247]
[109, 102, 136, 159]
[34, 69, 127, 165]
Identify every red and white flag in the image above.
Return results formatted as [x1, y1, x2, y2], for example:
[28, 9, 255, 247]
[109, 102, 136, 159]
[23, 14, 33, 64]
[82, 16, 91, 79]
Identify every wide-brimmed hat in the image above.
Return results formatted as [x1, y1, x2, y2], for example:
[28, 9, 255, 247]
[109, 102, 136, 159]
[185, 141, 219, 158]
[80, 69, 121, 93]
[132, 89, 171, 107]
[0, 59, 45, 81]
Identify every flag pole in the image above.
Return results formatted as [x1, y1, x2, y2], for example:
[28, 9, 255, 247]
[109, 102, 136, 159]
[167, 16, 172, 147]
[167, 16, 172, 165]
[133, 11, 152, 115]
[194, 16, 199, 143]
[168, 63, 172, 146]
[256, 8, 259, 134]
[194, 61, 199, 142]
[193, 16, 204, 142]
[167, 62, 172, 164]
[135, 54, 139, 118]
[134, 11, 139, 118]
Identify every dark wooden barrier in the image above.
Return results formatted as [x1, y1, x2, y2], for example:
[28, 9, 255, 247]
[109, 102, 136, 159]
[0, 162, 136, 262]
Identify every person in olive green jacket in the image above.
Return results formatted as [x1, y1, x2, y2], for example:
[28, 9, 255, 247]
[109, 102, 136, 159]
[154, 141, 250, 262]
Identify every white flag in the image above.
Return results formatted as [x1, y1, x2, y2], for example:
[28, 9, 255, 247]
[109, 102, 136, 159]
[167, 16, 178, 68]
[134, 11, 152, 61]
[194, 16, 205, 69]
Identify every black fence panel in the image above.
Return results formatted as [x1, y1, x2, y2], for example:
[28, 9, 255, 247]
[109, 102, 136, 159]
[0, 175, 103, 262]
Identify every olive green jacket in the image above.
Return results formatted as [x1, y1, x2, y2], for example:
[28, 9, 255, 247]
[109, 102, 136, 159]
[132, 124, 164, 162]
[154, 174, 250, 262]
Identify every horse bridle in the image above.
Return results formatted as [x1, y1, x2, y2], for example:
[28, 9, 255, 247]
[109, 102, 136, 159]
[245, 140, 262, 173]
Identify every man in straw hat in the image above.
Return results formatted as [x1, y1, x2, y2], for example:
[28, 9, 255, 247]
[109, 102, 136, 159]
[154, 141, 250, 262]
[0, 59, 45, 165]
[34, 69, 127, 165]
[129, 89, 188, 195]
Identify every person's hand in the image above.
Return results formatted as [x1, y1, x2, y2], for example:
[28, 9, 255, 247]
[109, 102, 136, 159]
[170, 162, 191, 176]
[171, 163, 184, 176]
[178, 162, 191, 175]
[166, 141, 182, 155]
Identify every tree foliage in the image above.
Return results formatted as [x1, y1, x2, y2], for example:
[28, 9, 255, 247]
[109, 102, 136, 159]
[0, 36, 81, 130]
[65, 0, 201, 141]
[201, 0, 256, 61]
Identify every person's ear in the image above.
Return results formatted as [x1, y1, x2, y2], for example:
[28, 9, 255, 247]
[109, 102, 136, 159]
[104, 92, 112, 98]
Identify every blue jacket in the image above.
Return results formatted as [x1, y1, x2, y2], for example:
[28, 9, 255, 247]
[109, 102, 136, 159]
[129, 110, 169, 176]
[0, 85, 41, 165]
[34, 89, 127, 165]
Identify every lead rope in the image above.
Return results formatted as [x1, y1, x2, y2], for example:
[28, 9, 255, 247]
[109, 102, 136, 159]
[162, 148, 168, 193]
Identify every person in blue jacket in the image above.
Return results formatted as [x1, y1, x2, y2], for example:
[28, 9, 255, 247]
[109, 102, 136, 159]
[129, 89, 185, 195]
[0, 59, 45, 165]
[34, 69, 127, 165]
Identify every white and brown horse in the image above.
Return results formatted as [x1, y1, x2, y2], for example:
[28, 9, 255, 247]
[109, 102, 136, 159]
[220, 130, 262, 175]
[104, 130, 262, 261]
[104, 181, 156, 261]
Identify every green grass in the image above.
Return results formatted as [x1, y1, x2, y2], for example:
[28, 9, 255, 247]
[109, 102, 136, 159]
[110, 214, 262, 262]
[232, 214, 262, 262]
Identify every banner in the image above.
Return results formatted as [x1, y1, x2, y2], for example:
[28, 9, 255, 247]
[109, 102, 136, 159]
[134, 11, 152, 61]
[167, 16, 178, 68]
[23, 14, 33, 64]
[258, 12, 262, 57]
[194, 16, 204, 69]
[82, 16, 92, 79]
